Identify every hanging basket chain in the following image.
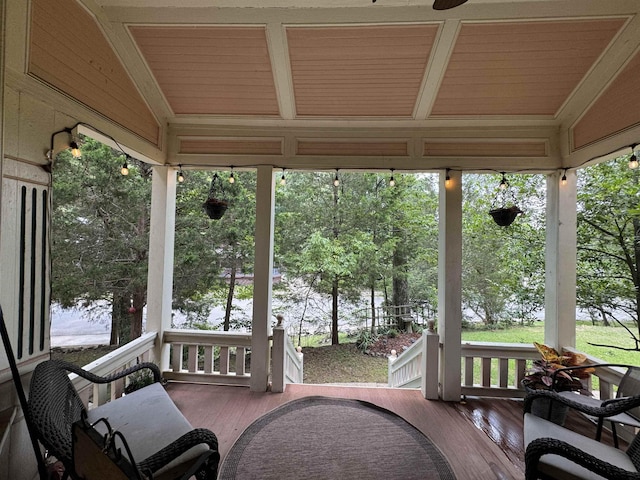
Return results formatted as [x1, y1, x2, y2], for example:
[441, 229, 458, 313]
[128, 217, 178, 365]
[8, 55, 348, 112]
[489, 173, 523, 227]
[203, 173, 229, 219]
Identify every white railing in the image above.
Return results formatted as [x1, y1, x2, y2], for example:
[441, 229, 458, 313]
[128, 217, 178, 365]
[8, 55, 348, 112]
[388, 335, 423, 388]
[271, 321, 304, 393]
[388, 327, 439, 399]
[71, 331, 157, 408]
[162, 329, 252, 386]
[461, 341, 539, 398]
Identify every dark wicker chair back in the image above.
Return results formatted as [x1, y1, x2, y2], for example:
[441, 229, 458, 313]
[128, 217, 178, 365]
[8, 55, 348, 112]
[626, 432, 640, 472]
[28, 359, 87, 467]
[619, 366, 640, 422]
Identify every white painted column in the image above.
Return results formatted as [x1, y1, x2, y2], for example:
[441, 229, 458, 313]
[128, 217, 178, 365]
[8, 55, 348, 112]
[545, 170, 577, 350]
[146, 166, 177, 370]
[250, 166, 275, 391]
[437, 170, 462, 401]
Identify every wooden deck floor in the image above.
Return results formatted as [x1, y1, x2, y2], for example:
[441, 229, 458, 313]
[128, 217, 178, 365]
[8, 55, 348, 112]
[166, 383, 621, 480]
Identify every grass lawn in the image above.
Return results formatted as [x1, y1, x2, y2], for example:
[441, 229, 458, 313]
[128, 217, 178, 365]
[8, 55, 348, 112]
[461, 321, 640, 365]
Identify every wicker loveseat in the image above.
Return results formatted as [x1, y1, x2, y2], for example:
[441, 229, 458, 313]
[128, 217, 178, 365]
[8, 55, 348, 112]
[524, 389, 640, 480]
[28, 359, 219, 479]
[1, 304, 219, 479]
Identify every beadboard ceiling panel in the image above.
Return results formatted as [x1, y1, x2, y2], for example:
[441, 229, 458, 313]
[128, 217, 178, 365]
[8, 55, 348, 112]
[572, 50, 640, 150]
[287, 25, 439, 117]
[431, 19, 626, 117]
[29, 0, 161, 146]
[129, 26, 280, 116]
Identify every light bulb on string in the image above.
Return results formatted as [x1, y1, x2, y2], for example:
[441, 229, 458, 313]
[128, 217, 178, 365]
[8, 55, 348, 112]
[561, 169, 567, 186]
[333, 170, 340, 187]
[280, 169, 286, 186]
[499, 172, 508, 190]
[629, 145, 639, 169]
[120, 158, 129, 176]
[177, 165, 185, 183]
[389, 169, 395, 187]
[445, 169, 451, 188]
[229, 167, 235, 184]
[69, 140, 82, 159]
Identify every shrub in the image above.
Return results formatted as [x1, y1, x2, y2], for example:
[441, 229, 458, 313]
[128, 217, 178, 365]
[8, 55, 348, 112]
[355, 330, 379, 351]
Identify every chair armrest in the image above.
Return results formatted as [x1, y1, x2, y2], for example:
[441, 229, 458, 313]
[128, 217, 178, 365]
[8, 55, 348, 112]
[524, 389, 640, 418]
[53, 360, 162, 385]
[137, 428, 219, 478]
[526, 437, 639, 480]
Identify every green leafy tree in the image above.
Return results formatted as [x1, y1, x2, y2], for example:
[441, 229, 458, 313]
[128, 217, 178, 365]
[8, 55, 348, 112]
[462, 173, 545, 325]
[52, 138, 151, 344]
[173, 170, 256, 331]
[577, 155, 640, 350]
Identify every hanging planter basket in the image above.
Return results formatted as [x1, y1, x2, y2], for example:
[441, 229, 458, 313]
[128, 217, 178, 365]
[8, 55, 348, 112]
[489, 205, 523, 227]
[489, 173, 523, 227]
[202, 173, 228, 220]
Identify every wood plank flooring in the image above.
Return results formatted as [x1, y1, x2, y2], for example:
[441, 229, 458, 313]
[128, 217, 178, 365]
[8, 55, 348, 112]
[165, 383, 623, 480]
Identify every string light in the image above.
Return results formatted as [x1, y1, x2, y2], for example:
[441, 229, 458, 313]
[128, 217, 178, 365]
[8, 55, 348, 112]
[445, 169, 451, 188]
[229, 167, 235, 184]
[46, 122, 141, 176]
[120, 157, 129, 176]
[177, 165, 185, 183]
[333, 169, 340, 187]
[280, 169, 286, 186]
[69, 140, 82, 159]
[499, 172, 508, 190]
[561, 169, 567, 186]
[629, 144, 639, 170]
[389, 169, 395, 187]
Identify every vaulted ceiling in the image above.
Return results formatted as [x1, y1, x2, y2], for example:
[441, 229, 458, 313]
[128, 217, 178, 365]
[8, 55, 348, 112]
[30, 0, 640, 173]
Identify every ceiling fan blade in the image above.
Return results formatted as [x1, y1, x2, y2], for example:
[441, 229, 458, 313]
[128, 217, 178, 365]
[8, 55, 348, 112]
[433, 0, 469, 10]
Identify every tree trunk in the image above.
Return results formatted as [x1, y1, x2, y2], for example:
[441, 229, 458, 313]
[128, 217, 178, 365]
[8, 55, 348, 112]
[332, 277, 339, 345]
[633, 216, 640, 339]
[130, 289, 145, 339]
[331, 178, 341, 345]
[110, 293, 128, 346]
[370, 283, 377, 335]
[392, 233, 411, 332]
[224, 264, 237, 331]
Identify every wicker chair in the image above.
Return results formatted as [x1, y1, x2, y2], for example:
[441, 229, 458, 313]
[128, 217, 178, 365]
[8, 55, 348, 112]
[552, 364, 640, 448]
[1, 306, 219, 480]
[524, 390, 640, 479]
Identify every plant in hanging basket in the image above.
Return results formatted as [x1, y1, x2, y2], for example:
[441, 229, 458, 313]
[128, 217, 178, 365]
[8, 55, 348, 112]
[489, 205, 522, 227]
[203, 198, 228, 219]
[203, 172, 229, 219]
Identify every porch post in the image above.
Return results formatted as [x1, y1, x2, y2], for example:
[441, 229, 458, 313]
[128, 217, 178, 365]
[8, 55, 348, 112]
[545, 170, 577, 350]
[147, 166, 177, 370]
[250, 165, 275, 391]
[437, 169, 462, 401]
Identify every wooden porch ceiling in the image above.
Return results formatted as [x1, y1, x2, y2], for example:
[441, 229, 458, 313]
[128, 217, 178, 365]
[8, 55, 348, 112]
[52, 1, 640, 171]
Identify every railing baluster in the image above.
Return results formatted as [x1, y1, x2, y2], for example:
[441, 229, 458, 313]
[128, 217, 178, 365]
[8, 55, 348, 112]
[236, 347, 246, 376]
[172, 343, 183, 373]
[482, 358, 492, 387]
[187, 345, 198, 372]
[204, 346, 213, 374]
[219, 346, 230, 375]
[499, 358, 509, 388]
[516, 359, 526, 386]
[464, 357, 474, 387]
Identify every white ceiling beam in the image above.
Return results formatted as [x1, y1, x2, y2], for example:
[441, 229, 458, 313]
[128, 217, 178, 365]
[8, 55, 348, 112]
[267, 23, 296, 120]
[414, 19, 460, 120]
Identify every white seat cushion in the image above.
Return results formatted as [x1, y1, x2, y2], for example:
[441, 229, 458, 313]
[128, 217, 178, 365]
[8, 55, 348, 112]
[86, 382, 208, 477]
[524, 413, 637, 480]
